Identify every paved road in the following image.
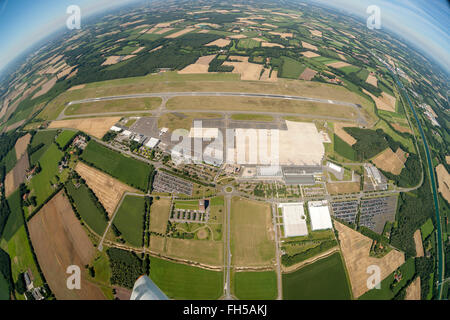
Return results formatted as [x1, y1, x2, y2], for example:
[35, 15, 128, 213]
[223, 189, 233, 299]
[60, 91, 367, 125]
[271, 203, 283, 300]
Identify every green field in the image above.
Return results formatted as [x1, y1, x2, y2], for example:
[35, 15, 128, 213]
[29, 130, 58, 165]
[81, 140, 152, 191]
[282, 252, 351, 300]
[2, 191, 23, 241]
[113, 195, 145, 247]
[279, 56, 306, 79]
[174, 200, 199, 210]
[2, 148, 17, 174]
[55, 130, 77, 149]
[230, 114, 274, 121]
[65, 181, 108, 235]
[65, 97, 161, 115]
[359, 258, 415, 300]
[311, 56, 339, 65]
[233, 271, 277, 300]
[420, 218, 434, 240]
[237, 38, 261, 49]
[339, 65, 361, 74]
[333, 133, 358, 161]
[30, 143, 63, 206]
[0, 272, 9, 300]
[149, 257, 223, 299]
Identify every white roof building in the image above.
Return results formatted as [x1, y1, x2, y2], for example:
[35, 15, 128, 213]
[308, 200, 333, 231]
[121, 130, 132, 137]
[145, 137, 160, 149]
[110, 125, 122, 132]
[327, 161, 343, 173]
[279, 202, 308, 237]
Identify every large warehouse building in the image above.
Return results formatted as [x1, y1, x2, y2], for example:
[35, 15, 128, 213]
[279, 202, 308, 237]
[308, 200, 333, 231]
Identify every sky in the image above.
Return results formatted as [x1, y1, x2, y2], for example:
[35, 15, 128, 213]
[0, 0, 449, 74]
[309, 0, 450, 73]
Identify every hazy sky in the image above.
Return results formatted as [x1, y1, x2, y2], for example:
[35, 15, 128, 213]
[309, 0, 450, 73]
[0, 0, 449, 74]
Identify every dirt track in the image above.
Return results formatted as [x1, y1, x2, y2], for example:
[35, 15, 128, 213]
[28, 191, 105, 300]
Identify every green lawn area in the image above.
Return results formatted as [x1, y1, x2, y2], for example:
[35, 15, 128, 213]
[230, 114, 274, 121]
[282, 252, 351, 300]
[0, 272, 9, 300]
[233, 271, 277, 300]
[65, 181, 108, 236]
[29, 130, 58, 165]
[55, 130, 77, 149]
[174, 200, 199, 210]
[339, 65, 361, 74]
[334, 133, 358, 161]
[149, 257, 223, 299]
[30, 143, 63, 207]
[420, 218, 434, 240]
[311, 56, 339, 64]
[113, 195, 145, 247]
[359, 258, 415, 300]
[81, 140, 152, 191]
[279, 56, 306, 79]
[2, 190, 23, 241]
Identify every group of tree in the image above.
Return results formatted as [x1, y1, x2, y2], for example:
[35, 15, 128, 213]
[106, 247, 145, 289]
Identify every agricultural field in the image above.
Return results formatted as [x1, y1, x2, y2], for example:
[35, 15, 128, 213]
[230, 197, 275, 267]
[55, 130, 77, 149]
[282, 252, 351, 300]
[113, 195, 146, 247]
[165, 237, 224, 266]
[334, 134, 358, 161]
[233, 271, 277, 300]
[28, 191, 105, 299]
[149, 198, 172, 234]
[149, 257, 223, 300]
[279, 57, 306, 79]
[75, 161, 139, 217]
[29, 130, 58, 165]
[65, 181, 108, 236]
[4, 151, 29, 198]
[29, 143, 63, 206]
[48, 117, 120, 139]
[81, 140, 152, 191]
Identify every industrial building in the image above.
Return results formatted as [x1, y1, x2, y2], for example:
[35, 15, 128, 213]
[279, 202, 308, 237]
[308, 200, 333, 231]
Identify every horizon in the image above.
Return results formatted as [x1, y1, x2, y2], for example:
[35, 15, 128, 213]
[0, 0, 449, 77]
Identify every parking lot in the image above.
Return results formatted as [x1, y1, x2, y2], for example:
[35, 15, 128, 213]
[152, 170, 194, 196]
[359, 196, 397, 233]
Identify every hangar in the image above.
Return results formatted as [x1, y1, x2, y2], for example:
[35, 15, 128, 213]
[279, 202, 308, 237]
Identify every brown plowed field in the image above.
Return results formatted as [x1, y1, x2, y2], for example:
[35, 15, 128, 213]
[28, 191, 105, 300]
[4, 154, 29, 198]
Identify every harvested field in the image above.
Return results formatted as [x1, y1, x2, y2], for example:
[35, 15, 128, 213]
[269, 32, 293, 39]
[259, 68, 278, 81]
[48, 117, 121, 139]
[446, 156, 450, 165]
[310, 30, 322, 37]
[392, 123, 412, 134]
[223, 61, 264, 81]
[149, 198, 172, 234]
[405, 277, 421, 300]
[75, 162, 138, 217]
[302, 41, 318, 51]
[165, 28, 195, 38]
[326, 182, 360, 195]
[68, 84, 85, 91]
[299, 68, 317, 80]
[335, 221, 405, 298]
[413, 230, 424, 257]
[366, 74, 378, 87]
[155, 27, 174, 34]
[334, 122, 357, 146]
[205, 38, 231, 47]
[372, 148, 405, 175]
[149, 45, 163, 53]
[131, 47, 145, 54]
[229, 34, 247, 39]
[165, 238, 223, 266]
[32, 77, 57, 99]
[301, 51, 320, 58]
[178, 54, 216, 74]
[395, 148, 408, 164]
[326, 61, 351, 68]
[5, 120, 25, 132]
[231, 197, 275, 267]
[435, 164, 450, 203]
[14, 133, 31, 159]
[363, 89, 396, 112]
[101, 55, 135, 66]
[261, 42, 284, 48]
[28, 191, 105, 300]
[149, 235, 166, 254]
[4, 154, 29, 198]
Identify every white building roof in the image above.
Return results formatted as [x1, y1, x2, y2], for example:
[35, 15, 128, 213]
[160, 127, 169, 133]
[122, 130, 132, 136]
[327, 162, 343, 173]
[145, 137, 160, 148]
[308, 201, 332, 231]
[110, 125, 122, 132]
[279, 202, 308, 237]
